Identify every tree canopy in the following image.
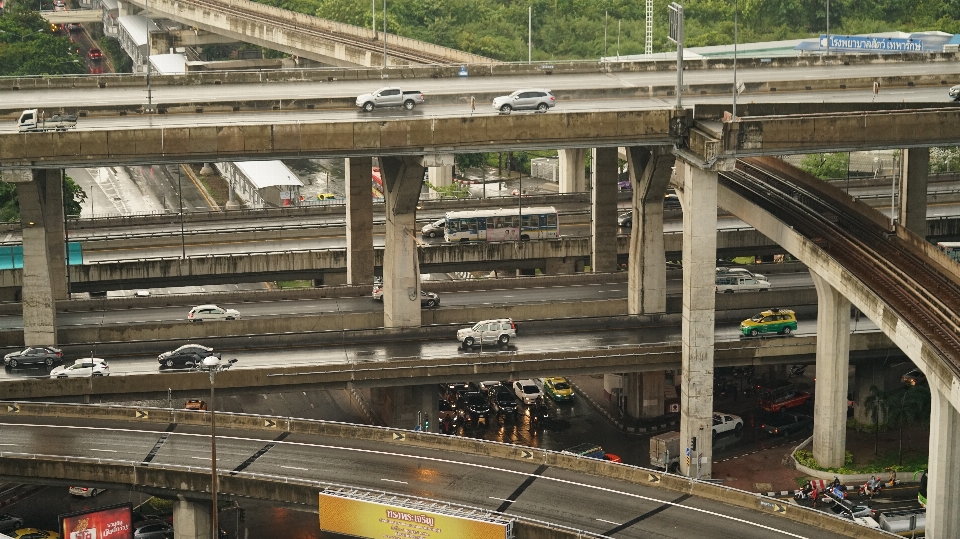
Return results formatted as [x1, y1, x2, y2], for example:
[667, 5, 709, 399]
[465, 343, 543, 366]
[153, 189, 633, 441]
[255, 0, 960, 62]
[0, 7, 87, 76]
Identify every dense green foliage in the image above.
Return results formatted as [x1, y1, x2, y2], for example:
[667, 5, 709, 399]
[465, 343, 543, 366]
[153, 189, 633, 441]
[256, 0, 960, 61]
[799, 153, 851, 180]
[0, 7, 86, 75]
[0, 176, 87, 221]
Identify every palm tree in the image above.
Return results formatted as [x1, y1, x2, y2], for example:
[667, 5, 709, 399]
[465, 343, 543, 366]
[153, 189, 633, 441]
[863, 385, 886, 456]
[885, 384, 930, 465]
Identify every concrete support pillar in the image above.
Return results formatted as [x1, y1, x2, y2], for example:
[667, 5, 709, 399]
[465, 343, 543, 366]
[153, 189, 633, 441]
[625, 371, 665, 419]
[626, 146, 675, 315]
[345, 157, 374, 286]
[543, 258, 576, 275]
[898, 148, 928, 235]
[117, 0, 134, 16]
[926, 387, 960, 539]
[809, 271, 850, 469]
[18, 170, 68, 346]
[591, 148, 619, 273]
[558, 148, 586, 193]
[173, 497, 213, 539]
[370, 385, 439, 432]
[678, 162, 717, 479]
[379, 156, 426, 328]
[200, 163, 215, 175]
[427, 166, 453, 199]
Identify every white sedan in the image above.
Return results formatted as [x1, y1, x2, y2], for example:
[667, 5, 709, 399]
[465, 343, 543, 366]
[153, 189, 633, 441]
[50, 358, 110, 378]
[188, 304, 240, 321]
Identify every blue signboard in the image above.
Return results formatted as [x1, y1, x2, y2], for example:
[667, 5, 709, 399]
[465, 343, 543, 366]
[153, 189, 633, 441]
[820, 34, 923, 53]
[0, 242, 82, 270]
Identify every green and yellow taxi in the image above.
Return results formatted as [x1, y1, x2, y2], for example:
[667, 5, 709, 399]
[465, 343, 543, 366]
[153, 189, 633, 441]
[740, 308, 798, 337]
[543, 377, 575, 402]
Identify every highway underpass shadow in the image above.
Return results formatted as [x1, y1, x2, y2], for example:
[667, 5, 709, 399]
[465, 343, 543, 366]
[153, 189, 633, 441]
[355, 109, 427, 119]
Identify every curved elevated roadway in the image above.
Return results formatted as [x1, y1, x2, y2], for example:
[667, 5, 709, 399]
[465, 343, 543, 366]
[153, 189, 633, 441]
[0, 404, 879, 539]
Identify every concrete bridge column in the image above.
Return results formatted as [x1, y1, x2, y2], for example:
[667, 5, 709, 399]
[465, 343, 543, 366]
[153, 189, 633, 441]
[810, 272, 850, 469]
[18, 170, 68, 346]
[677, 161, 717, 479]
[544, 258, 576, 274]
[370, 385, 439, 432]
[345, 157, 374, 286]
[117, 0, 135, 16]
[558, 149, 586, 193]
[625, 371, 665, 419]
[591, 148, 619, 273]
[927, 386, 960, 539]
[626, 146, 675, 315]
[427, 166, 453, 199]
[379, 156, 427, 328]
[898, 148, 928, 235]
[173, 496, 213, 539]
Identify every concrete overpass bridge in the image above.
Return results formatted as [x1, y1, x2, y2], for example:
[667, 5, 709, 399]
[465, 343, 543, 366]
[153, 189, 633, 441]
[117, 0, 491, 67]
[0, 403, 881, 539]
[5, 102, 960, 535]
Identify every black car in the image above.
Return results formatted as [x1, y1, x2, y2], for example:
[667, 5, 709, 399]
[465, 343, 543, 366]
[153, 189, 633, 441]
[0, 513, 24, 532]
[761, 412, 813, 436]
[456, 391, 492, 426]
[3, 346, 63, 368]
[158, 344, 214, 369]
[489, 388, 519, 417]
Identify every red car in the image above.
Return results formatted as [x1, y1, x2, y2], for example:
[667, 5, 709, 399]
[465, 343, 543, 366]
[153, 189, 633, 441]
[87, 48, 103, 61]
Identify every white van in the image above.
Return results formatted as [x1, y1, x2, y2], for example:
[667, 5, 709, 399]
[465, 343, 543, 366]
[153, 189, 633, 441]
[878, 509, 924, 535]
[715, 275, 771, 293]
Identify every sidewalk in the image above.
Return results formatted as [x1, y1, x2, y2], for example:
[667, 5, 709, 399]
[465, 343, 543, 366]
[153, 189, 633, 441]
[569, 374, 928, 496]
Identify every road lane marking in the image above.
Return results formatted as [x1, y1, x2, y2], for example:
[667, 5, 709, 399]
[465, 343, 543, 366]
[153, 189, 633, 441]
[381, 479, 407, 484]
[596, 518, 620, 526]
[488, 497, 513, 503]
[280, 465, 308, 471]
[89, 448, 118, 452]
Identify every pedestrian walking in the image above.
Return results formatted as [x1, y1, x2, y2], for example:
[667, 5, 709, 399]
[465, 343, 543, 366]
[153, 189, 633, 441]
[470, 96, 476, 114]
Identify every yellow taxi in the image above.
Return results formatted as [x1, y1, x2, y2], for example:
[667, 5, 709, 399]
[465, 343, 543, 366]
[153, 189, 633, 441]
[543, 377, 574, 402]
[317, 193, 337, 200]
[740, 308, 797, 337]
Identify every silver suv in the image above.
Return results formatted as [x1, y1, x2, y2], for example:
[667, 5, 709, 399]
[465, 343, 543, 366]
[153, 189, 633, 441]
[457, 318, 517, 347]
[492, 89, 555, 114]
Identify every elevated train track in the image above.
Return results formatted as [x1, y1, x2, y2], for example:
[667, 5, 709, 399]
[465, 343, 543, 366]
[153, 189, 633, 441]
[722, 157, 960, 380]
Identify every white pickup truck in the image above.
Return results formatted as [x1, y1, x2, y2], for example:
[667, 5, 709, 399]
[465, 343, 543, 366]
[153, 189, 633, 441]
[355, 87, 425, 112]
[712, 412, 744, 436]
[18, 109, 78, 132]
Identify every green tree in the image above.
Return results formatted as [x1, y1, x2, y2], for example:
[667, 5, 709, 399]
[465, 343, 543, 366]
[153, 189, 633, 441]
[799, 153, 850, 180]
[0, 175, 87, 221]
[0, 7, 86, 76]
[863, 385, 887, 456]
[884, 383, 930, 465]
[424, 180, 470, 198]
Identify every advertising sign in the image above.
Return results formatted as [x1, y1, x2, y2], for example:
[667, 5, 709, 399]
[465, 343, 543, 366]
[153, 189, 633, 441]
[820, 34, 923, 52]
[60, 503, 133, 539]
[319, 492, 509, 539]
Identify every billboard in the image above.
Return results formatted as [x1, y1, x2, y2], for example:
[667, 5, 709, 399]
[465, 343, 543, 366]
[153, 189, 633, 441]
[60, 503, 133, 539]
[319, 492, 509, 539]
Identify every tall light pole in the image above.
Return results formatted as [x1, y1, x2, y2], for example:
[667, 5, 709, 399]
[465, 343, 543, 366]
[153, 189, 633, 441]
[382, 0, 387, 69]
[826, 0, 830, 55]
[372, 0, 377, 39]
[732, 0, 738, 120]
[528, 6, 532, 63]
[209, 364, 219, 539]
[145, 0, 153, 110]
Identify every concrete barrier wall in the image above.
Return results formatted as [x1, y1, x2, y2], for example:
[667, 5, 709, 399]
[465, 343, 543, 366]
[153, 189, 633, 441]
[0, 402, 892, 538]
[0, 53, 953, 92]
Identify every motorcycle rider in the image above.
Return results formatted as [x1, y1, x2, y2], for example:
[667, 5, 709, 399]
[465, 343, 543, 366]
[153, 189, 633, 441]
[866, 475, 880, 497]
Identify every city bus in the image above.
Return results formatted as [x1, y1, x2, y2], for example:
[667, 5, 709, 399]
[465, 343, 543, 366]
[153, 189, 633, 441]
[443, 206, 559, 242]
[936, 241, 960, 262]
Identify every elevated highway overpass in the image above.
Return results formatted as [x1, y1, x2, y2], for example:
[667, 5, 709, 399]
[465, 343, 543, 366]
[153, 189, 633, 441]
[0, 404, 878, 539]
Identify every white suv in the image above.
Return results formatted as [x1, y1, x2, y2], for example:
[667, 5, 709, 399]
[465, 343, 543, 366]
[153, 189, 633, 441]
[187, 304, 240, 321]
[457, 318, 517, 347]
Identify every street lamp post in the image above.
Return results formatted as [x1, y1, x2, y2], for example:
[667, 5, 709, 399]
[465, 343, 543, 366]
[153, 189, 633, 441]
[209, 365, 219, 539]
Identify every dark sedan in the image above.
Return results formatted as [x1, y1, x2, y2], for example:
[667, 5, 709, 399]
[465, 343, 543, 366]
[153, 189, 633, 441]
[456, 391, 492, 426]
[3, 346, 62, 368]
[0, 513, 24, 533]
[158, 344, 214, 369]
[489, 388, 519, 417]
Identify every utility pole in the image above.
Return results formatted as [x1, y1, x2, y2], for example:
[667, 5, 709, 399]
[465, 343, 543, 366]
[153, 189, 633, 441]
[528, 6, 532, 63]
[668, 3, 684, 108]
